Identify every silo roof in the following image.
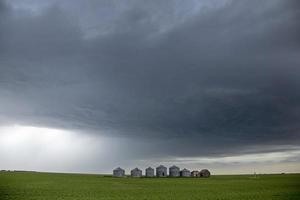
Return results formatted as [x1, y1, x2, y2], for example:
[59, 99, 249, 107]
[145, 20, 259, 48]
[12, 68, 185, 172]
[170, 165, 180, 169]
[181, 168, 190, 172]
[146, 167, 154, 170]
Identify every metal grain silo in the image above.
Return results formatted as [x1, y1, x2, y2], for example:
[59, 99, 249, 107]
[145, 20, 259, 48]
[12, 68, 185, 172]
[146, 167, 154, 177]
[169, 165, 180, 177]
[131, 167, 142, 177]
[156, 165, 167, 177]
[180, 168, 191, 177]
[199, 169, 211, 178]
[113, 167, 125, 177]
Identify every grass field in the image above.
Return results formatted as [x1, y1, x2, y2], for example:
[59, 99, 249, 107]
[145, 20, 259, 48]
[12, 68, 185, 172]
[0, 172, 299, 200]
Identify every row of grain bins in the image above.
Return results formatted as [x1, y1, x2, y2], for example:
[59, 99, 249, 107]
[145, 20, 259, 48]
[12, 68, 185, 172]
[113, 165, 210, 178]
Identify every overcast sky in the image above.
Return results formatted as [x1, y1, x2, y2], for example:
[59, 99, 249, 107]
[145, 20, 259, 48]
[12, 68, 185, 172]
[0, 0, 300, 174]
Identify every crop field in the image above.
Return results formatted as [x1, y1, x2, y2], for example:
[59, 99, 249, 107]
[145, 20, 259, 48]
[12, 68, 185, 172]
[0, 172, 299, 200]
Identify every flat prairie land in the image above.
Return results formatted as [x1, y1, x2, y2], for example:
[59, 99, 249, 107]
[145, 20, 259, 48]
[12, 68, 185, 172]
[0, 172, 299, 200]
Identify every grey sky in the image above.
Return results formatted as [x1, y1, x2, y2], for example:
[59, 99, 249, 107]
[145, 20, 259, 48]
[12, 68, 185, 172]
[0, 0, 300, 174]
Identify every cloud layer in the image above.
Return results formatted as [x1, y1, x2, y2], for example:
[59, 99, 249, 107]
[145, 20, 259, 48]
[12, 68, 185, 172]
[0, 0, 300, 171]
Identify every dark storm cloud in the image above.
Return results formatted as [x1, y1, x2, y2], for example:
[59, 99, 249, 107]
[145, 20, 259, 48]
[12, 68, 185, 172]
[0, 0, 300, 158]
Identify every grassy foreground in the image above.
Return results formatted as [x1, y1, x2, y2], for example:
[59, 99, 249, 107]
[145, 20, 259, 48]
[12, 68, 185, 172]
[0, 172, 299, 200]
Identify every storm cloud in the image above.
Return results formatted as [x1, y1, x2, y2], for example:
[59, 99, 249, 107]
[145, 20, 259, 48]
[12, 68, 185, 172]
[0, 0, 300, 173]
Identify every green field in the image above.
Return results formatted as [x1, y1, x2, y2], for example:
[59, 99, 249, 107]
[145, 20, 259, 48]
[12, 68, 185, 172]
[0, 172, 299, 200]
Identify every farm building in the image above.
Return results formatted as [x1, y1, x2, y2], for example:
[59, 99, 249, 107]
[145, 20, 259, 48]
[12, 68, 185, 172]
[131, 168, 142, 177]
[169, 165, 180, 177]
[191, 171, 199, 177]
[180, 168, 191, 177]
[113, 167, 125, 177]
[145, 167, 154, 177]
[156, 165, 167, 177]
[199, 169, 211, 177]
